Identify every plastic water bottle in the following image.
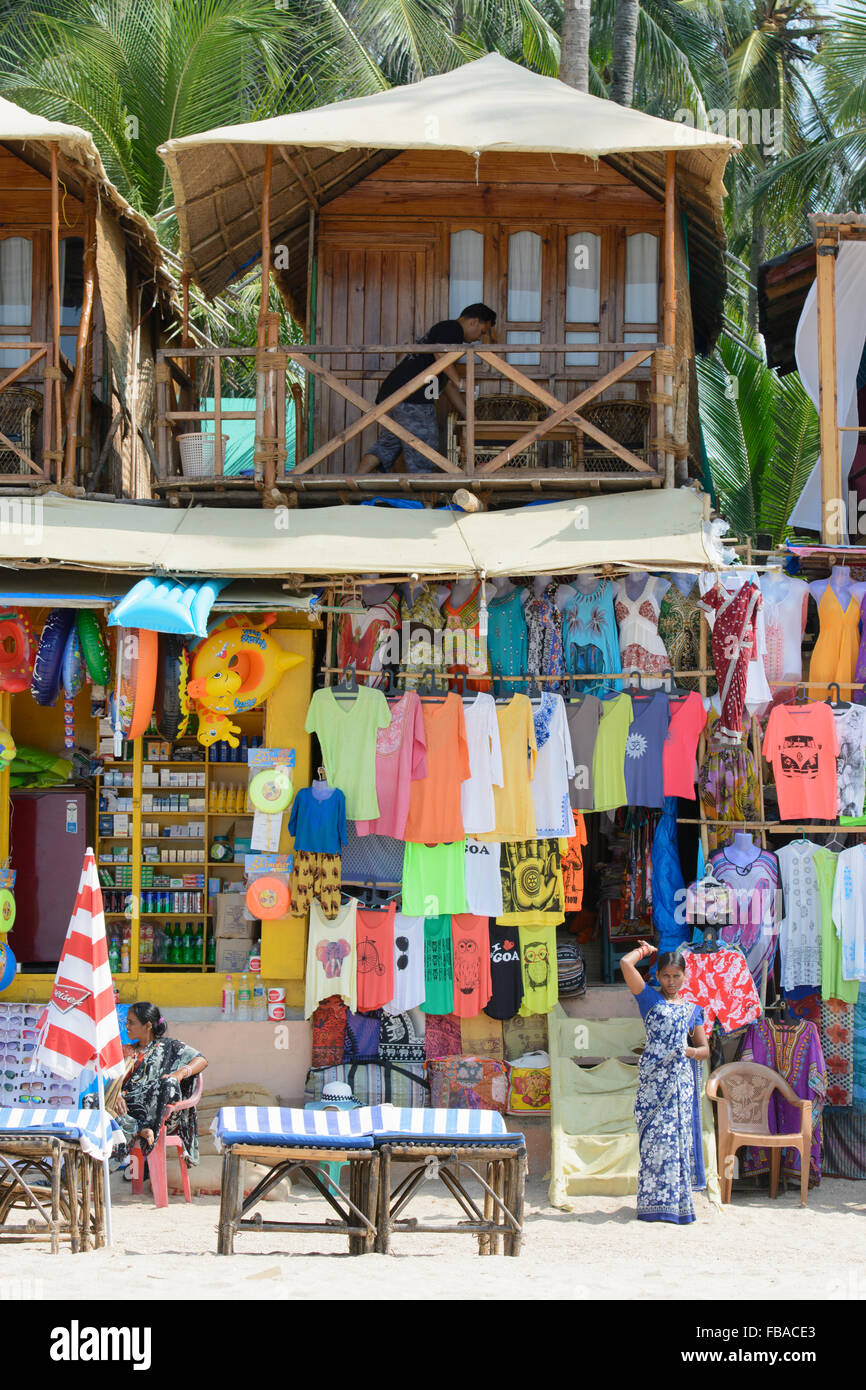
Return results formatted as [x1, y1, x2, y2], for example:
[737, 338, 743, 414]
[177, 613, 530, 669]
[252, 977, 267, 1021]
[222, 973, 236, 1018]
[237, 972, 252, 1021]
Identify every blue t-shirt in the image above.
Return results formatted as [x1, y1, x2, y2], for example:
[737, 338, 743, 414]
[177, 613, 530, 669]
[637, 982, 703, 1031]
[624, 691, 670, 809]
[288, 783, 347, 854]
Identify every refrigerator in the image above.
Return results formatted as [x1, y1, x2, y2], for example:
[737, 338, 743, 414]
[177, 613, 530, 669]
[9, 790, 89, 969]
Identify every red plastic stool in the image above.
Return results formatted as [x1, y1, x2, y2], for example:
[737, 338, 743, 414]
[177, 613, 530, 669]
[129, 1073, 203, 1208]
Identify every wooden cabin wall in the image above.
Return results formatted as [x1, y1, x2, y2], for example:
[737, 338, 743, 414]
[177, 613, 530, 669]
[314, 150, 683, 473]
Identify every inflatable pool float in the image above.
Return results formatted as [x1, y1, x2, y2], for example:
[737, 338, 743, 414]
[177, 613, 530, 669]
[108, 576, 229, 639]
[0, 888, 15, 933]
[0, 723, 15, 771]
[187, 615, 303, 748]
[61, 626, 86, 699]
[31, 609, 74, 706]
[76, 610, 111, 685]
[155, 634, 190, 740]
[0, 939, 16, 992]
[0, 610, 37, 693]
[116, 628, 158, 740]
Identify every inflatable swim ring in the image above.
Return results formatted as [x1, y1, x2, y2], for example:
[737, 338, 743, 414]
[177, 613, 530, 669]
[187, 615, 304, 748]
[0, 722, 15, 770]
[0, 610, 36, 693]
[155, 634, 189, 740]
[31, 609, 74, 706]
[61, 626, 86, 699]
[76, 610, 111, 685]
[0, 938, 16, 992]
[117, 627, 158, 740]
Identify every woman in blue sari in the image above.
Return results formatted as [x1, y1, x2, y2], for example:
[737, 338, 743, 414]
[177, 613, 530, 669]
[621, 944, 709, 1224]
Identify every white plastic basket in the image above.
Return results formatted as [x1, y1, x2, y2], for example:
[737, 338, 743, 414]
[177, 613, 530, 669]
[177, 432, 230, 478]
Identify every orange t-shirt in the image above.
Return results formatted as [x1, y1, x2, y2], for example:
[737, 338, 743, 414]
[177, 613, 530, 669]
[450, 913, 493, 1017]
[403, 693, 471, 843]
[562, 813, 588, 912]
[761, 701, 839, 821]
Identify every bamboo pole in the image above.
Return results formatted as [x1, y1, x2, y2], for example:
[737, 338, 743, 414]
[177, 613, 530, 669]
[816, 237, 843, 545]
[662, 152, 677, 490]
[49, 145, 62, 476]
[62, 184, 97, 485]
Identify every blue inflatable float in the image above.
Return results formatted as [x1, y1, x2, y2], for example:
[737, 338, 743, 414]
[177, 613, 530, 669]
[108, 577, 229, 639]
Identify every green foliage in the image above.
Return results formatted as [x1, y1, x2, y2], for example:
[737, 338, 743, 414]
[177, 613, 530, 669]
[696, 333, 819, 541]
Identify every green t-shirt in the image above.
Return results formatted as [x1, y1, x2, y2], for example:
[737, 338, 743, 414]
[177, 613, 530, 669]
[815, 846, 859, 1003]
[402, 841, 467, 918]
[518, 921, 559, 1016]
[305, 686, 391, 821]
[592, 693, 633, 812]
[421, 915, 454, 1014]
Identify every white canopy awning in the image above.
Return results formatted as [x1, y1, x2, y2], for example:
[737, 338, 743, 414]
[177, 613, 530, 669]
[0, 489, 720, 580]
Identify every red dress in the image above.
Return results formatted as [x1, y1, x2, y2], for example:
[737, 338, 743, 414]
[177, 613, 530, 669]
[700, 581, 762, 737]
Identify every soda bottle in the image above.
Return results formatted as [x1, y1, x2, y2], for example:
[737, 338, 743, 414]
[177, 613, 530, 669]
[194, 924, 204, 964]
[222, 973, 235, 1018]
[183, 922, 194, 965]
[108, 932, 120, 974]
[120, 925, 131, 974]
[171, 923, 182, 965]
[237, 972, 251, 1021]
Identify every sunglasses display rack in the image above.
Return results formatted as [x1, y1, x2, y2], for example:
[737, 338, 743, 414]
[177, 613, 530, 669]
[0, 1002, 78, 1107]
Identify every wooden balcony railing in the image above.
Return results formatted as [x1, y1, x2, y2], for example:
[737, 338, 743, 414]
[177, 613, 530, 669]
[155, 340, 680, 491]
[0, 342, 62, 483]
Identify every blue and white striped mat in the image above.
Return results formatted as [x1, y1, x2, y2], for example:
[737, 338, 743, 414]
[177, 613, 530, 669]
[213, 1105, 522, 1149]
[0, 1108, 125, 1160]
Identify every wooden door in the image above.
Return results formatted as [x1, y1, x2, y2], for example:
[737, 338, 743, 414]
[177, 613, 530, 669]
[314, 234, 436, 473]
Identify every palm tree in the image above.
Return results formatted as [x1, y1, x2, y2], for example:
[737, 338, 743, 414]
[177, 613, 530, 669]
[611, 0, 640, 103]
[696, 331, 819, 541]
[560, 0, 591, 91]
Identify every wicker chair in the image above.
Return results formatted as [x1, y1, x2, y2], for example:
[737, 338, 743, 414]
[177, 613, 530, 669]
[575, 399, 650, 473]
[0, 386, 43, 475]
[448, 392, 545, 470]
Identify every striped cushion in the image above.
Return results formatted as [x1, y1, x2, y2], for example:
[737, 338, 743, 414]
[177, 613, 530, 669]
[371, 1106, 524, 1144]
[0, 1107, 124, 1161]
[213, 1106, 376, 1150]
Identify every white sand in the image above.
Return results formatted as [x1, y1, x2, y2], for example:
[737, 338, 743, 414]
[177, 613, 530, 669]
[1, 1174, 864, 1300]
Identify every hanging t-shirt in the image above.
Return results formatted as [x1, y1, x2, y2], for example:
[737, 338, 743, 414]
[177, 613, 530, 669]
[680, 948, 761, 1033]
[383, 913, 426, 1015]
[592, 693, 633, 812]
[624, 690, 670, 809]
[567, 693, 602, 811]
[402, 840, 467, 917]
[304, 898, 357, 1017]
[478, 694, 538, 842]
[832, 702, 866, 818]
[662, 690, 707, 801]
[484, 922, 524, 1020]
[333, 590, 400, 690]
[464, 837, 504, 916]
[450, 913, 493, 1017]
[355, 902, 396, 1012]
[354, 690, 427, 837]
[499, 838, 565, 925]
[404, 693, 471, 843]
[305, 685, 392, 821]
[816, 849, 858, 1002]
[776, 841, 825, 991]
[762, 702, 840, 821]
[461, 692, 505, 835]
[288, 783, 348, 854]
[518, 920, 559, 1016]
[831, 845, 866, 982]
[421, 915, 455, 1014]
[561, 814, 588, 912]
[530, 692, 575, 837]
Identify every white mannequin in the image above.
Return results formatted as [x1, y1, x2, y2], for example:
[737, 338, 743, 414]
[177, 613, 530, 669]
[490, 578, 529, 606]
[666, 571, 698, 597]
[572, 571, 601, 596]
[446, 578, 479, 608]
[360, 579, 396, 606]
[810, 565, 866, 609]
[723, 830, 761, 867]
[402, 580, 435, 607]
[531, 574, 573, 609]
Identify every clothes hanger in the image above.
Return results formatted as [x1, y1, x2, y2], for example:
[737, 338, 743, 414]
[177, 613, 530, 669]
[526, 675, 543, 700]
[825, 681, 845, 709]
[332, 664, 359, 698]
[788, 683, 810, 705]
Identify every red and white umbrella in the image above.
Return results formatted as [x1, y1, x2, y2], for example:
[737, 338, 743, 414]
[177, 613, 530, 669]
[35, 847, 125, 1245]
[36, 848, 125, 1081]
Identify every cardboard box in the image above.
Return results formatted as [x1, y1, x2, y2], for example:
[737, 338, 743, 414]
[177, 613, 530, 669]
[214, 893, 254, 938]
[215, 938, 255, 974]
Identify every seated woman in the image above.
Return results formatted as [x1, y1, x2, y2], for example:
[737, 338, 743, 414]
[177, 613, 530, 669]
[92, 1002, 208, 1176]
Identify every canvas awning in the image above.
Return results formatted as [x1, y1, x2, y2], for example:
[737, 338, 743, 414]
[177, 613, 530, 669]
[0, 489, 720, 580]
[159, 54, 737, 344]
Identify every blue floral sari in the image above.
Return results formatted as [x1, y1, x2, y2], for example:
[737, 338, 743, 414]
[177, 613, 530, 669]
[634, 984, 706, 1224]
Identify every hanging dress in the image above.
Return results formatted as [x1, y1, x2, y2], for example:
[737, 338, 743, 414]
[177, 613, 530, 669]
[560, 578, 620, 695]
[399, 587, 445, 690]
[525, 581, 565, 693]
[442, 582, 491, 692]
[738, 1018, 827, 1185]
[613, 574, 670, 687]
[334, 590, 400, 689]
[657, 578, 709, 693]
[486, 587, 529, 697]
[809, 584, 862, 699]
[699, 579, 762, 737]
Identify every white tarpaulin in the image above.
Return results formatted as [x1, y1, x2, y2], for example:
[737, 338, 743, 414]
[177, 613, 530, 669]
[790, 240, 866, 530]
[0, 489, 719, 579]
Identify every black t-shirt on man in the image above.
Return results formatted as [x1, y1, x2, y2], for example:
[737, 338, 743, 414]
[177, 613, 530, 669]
[375, 319, 465, 405]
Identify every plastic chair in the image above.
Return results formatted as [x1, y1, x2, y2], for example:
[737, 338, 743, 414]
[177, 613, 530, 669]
[706, 1062, 813, 1207]
[129, 1073, 204, 1209]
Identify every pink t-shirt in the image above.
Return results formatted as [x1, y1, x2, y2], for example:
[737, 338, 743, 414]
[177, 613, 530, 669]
[662, 691, 707, 799]
[354, 691, 427, 837]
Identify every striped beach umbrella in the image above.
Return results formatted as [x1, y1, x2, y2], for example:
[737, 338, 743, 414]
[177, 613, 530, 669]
[36, 848, 125, 1081]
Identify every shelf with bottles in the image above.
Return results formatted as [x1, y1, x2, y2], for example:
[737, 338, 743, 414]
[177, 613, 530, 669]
[138, 919, 213, 970]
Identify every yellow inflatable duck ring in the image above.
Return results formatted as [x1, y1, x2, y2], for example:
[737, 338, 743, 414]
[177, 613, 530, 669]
[187, 614, 303, 748]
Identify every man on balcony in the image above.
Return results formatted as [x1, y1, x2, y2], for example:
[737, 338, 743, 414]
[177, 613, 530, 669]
[357, 304, 497, 474]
